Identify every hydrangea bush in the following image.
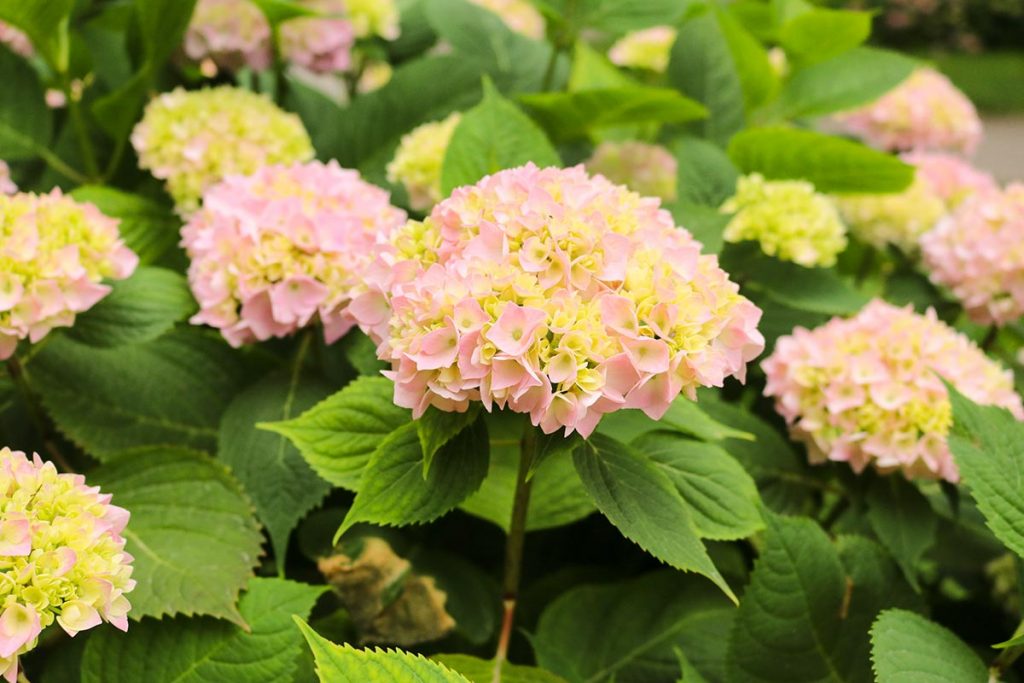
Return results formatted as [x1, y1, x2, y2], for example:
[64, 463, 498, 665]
[2, 1, 1023, 682]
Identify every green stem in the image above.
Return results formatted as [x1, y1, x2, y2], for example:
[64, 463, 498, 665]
[540, 44, 560, 92]
[5, 356, 74, 473]
[35, 146, 89, 185]
[492, 422, 536, 683]
[990, 619, 1024, 682]
[67, 86, 100, 181]
[981, 325, 999, 352]
[855, 248, 876, 285]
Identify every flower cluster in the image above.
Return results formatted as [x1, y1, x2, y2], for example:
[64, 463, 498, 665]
[608, 26, 677, 73]
[921, 185, 1024, 326]
[834, 173, 946, 251]
[386, 113, 462, 212]
[584, 141, 678, 202]
[278, 0, 354, 74]
[0, 448, 135, 683]
[0, 190, 137, 359]
[182, 161, 407, 346]
[132, 86, 314, 214]
[721, 174, 847, 268]
[0, 22, 31, 57]
[833, 68, 982, 155]
[346, 0, 400, 40]
[902, 151, 997, 210]
[763, 300, 1023, 482]
[183, 0, 272, 73]
[0, 162, 15, 196]
[468, 0, 545, 39]
[355, 164, 764, 436]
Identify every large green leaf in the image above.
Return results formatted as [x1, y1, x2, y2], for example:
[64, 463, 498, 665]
[0, 0, 74, 71]
[219, 372, 333, 564]
[866, 476, 937, 590]
[671, 136, 739, 208]
[295, 619, 471, 682]
[435, 655, 567, 683]
[81, 578, 326, 683]
[91, 448, 264, 625]
[261, 376, 410, 490]
[31, 329, 250, 460]
[441, 79, 559, 194]
[777, 8, 870, 64]
[727, 127, 914, 194]
[69, 187, 180, 266]
[870, 610, 987, 683]
[66, 267, 196, 348]
[565, 0, 686, 35]
[595, 398, 753, 445]
[533, 571, 734, 683]
[573, 435, 733, 601]
[417, 405, 483, 476]
[0, 45, 53, 159]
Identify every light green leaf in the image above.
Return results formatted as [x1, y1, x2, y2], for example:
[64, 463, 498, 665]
[568, 43, 635, 91]
[69, 186, 180, 265]
[91, 448, 264, 625]
[219, 372, 333, 564]
[81, 578, 326, 683]
[0, 0, 73, 71]
[778, 9, 870, 64]
[0, 46, 52, 159]
[870, 610, 987, 683]
[32, 330, 250, 460]
[441, 79, 560, 194]
[671, 136, 739, 207]
[568, 0, 687, 35]
[295, 618, 472, 682]
[260, 376, 410, 490]
[675, 649, 709, 683]
[866, 476, 937, 591]
[66, 267, 196, 348]
[727, 127, 914, 194]
[596, 398, 754, 445]
[573, 435, 734, 602]
[250, 0, 319, 25]
[417, 405, 482, 476]
[435, 654, 568, 683]
[717, 7, 777, 111]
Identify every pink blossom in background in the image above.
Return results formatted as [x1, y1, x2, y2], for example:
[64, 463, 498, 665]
[183, 0, 273, 73]
[181, 160, 407, 346]
[763, 300, 1022, 483]
[584, 140, 678, 202]
[0, 21, 32, 57]
[0, 162, 15, 196]
[902, 151, 998, 209]
[279, 0, 355, 74]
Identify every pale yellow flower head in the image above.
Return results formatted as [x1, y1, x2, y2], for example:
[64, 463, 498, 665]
[346, 0, 400, 40]
[387, 113, 462, 212]
[608, 26, 677, 73]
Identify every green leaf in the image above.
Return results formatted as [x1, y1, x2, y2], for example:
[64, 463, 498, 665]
[671, 136, 739, 207]
[866, 476, 937, 590]
[0, 0, 74, 71]
[31, 329, 250, 460]
[634, 433, 763, 541]
[339, 419, 489, 535]
[667, 201, 730, 255]
[870, 609, 987, 683]
[441, 79, 560, 194]
[947, 386, 1024, 558]
[91, 448, 264, 625]
[573, 434, 734, 601]
[81, 578, 326, 683]
[250, 0, 319, 25]
[568, 0, 687, 35]
[0, 45, 52, 159]
[520, 87, 707, 142]
[717, 7, 777, 111]
[261, 376, 410, 490]
[69, 187, 180, 265]
[778, 9, 870, 64]
[727, 127, 914, 194]
[675, 649, 709, 683]
[65, 267, 196, 348]
[435, 654, 568, 683]
[219, 371, 333, 564]
[533, 571, 734, 683]
[294, 618, 472, 682]
[568, 42, 635, 91]
[596, 397, 754, 444]
[417, 405, 482, 476]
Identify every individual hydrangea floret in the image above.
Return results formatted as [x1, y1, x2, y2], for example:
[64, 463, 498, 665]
[0, 162, 15, 196]
[608, 26, 677, 73]
[763, 300, 1023, 482]
[0, 21, 32, 57]
[833, 173, 946, 252]
[468, 0, 545, 39]
[584, 140, 678, 202]
[386, 113, 462, 212]
[278, 0, 355, 74]
[833, 68, 982, 155]
[131, 86, 314, 214]
[0, 190, 137, 359]
[353, 164, 764, 437]
[346, 0, 400, 40]
[182, 161, 407, 346]
[921, 185, 1024, 326]
[0, 447, 135, 683]
[902, 151, 997, 210]
[721, 174, 848, 268]
[183, 0, 273, 73]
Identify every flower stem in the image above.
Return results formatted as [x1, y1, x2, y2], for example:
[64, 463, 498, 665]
[540, 45, 560, 92]
[5, 356, 74, 473]
[981, 325, 999, 352]
[35, 146, 89, 185]
[67, 88, 101, 182]
[990, 620, 1024, 682]
[492, 422, 536, 683]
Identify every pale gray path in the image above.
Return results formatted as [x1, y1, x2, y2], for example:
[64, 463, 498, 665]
[976, 116, 1024, 183]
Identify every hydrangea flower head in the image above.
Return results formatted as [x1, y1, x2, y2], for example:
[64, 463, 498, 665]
[833, 68, 982, 155]
[0, 447, 135, 683]
[386, 113, 461, 212]
[763, 300, 1022, 482]
[921, 185, 1024, 326]
[279, 0, 354, 74]
[183, 0, 272, 73]
[902, 151, 997, 210]
[834, 173, 945, 251]
[584, 141, 678, 202]
[346, 0, 400, 40]
[0, 190, 137, 359]
[132, 86, 314, 214]
[356, 164, 764, 436]
[608, 26, 677, 73]
[182, 161, 407, 346]
[721, 174, 848, 267]
[0, 162, 15, 196]
[468, 0, 545, 39]
[0, 22, 32, 57]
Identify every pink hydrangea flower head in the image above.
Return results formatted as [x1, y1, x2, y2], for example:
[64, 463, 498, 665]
[468, 0, 545, 39]
[608, 26, 677, 73]
[763, 300, 1023, 482]
[902, 151, 998, 210]
[0, 162, 15, 196]
[0, 190, 137, 359]
[183, 0, 273, 73]
[0, 447, 135, 682]
[386, 113, 462, 212]
[0, 22, 32, 57]
[833, 68, 982, 155]
[921, 185, 1024, 326]
[345, 0, 400, 40]
[279, 0, 355, 74]
[356, 164, 764, 437]
[584, 141, 678, 202]
[834, 171, 946, 252]
[181, 160, 407, 346]
[132, 86, 314, 215]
